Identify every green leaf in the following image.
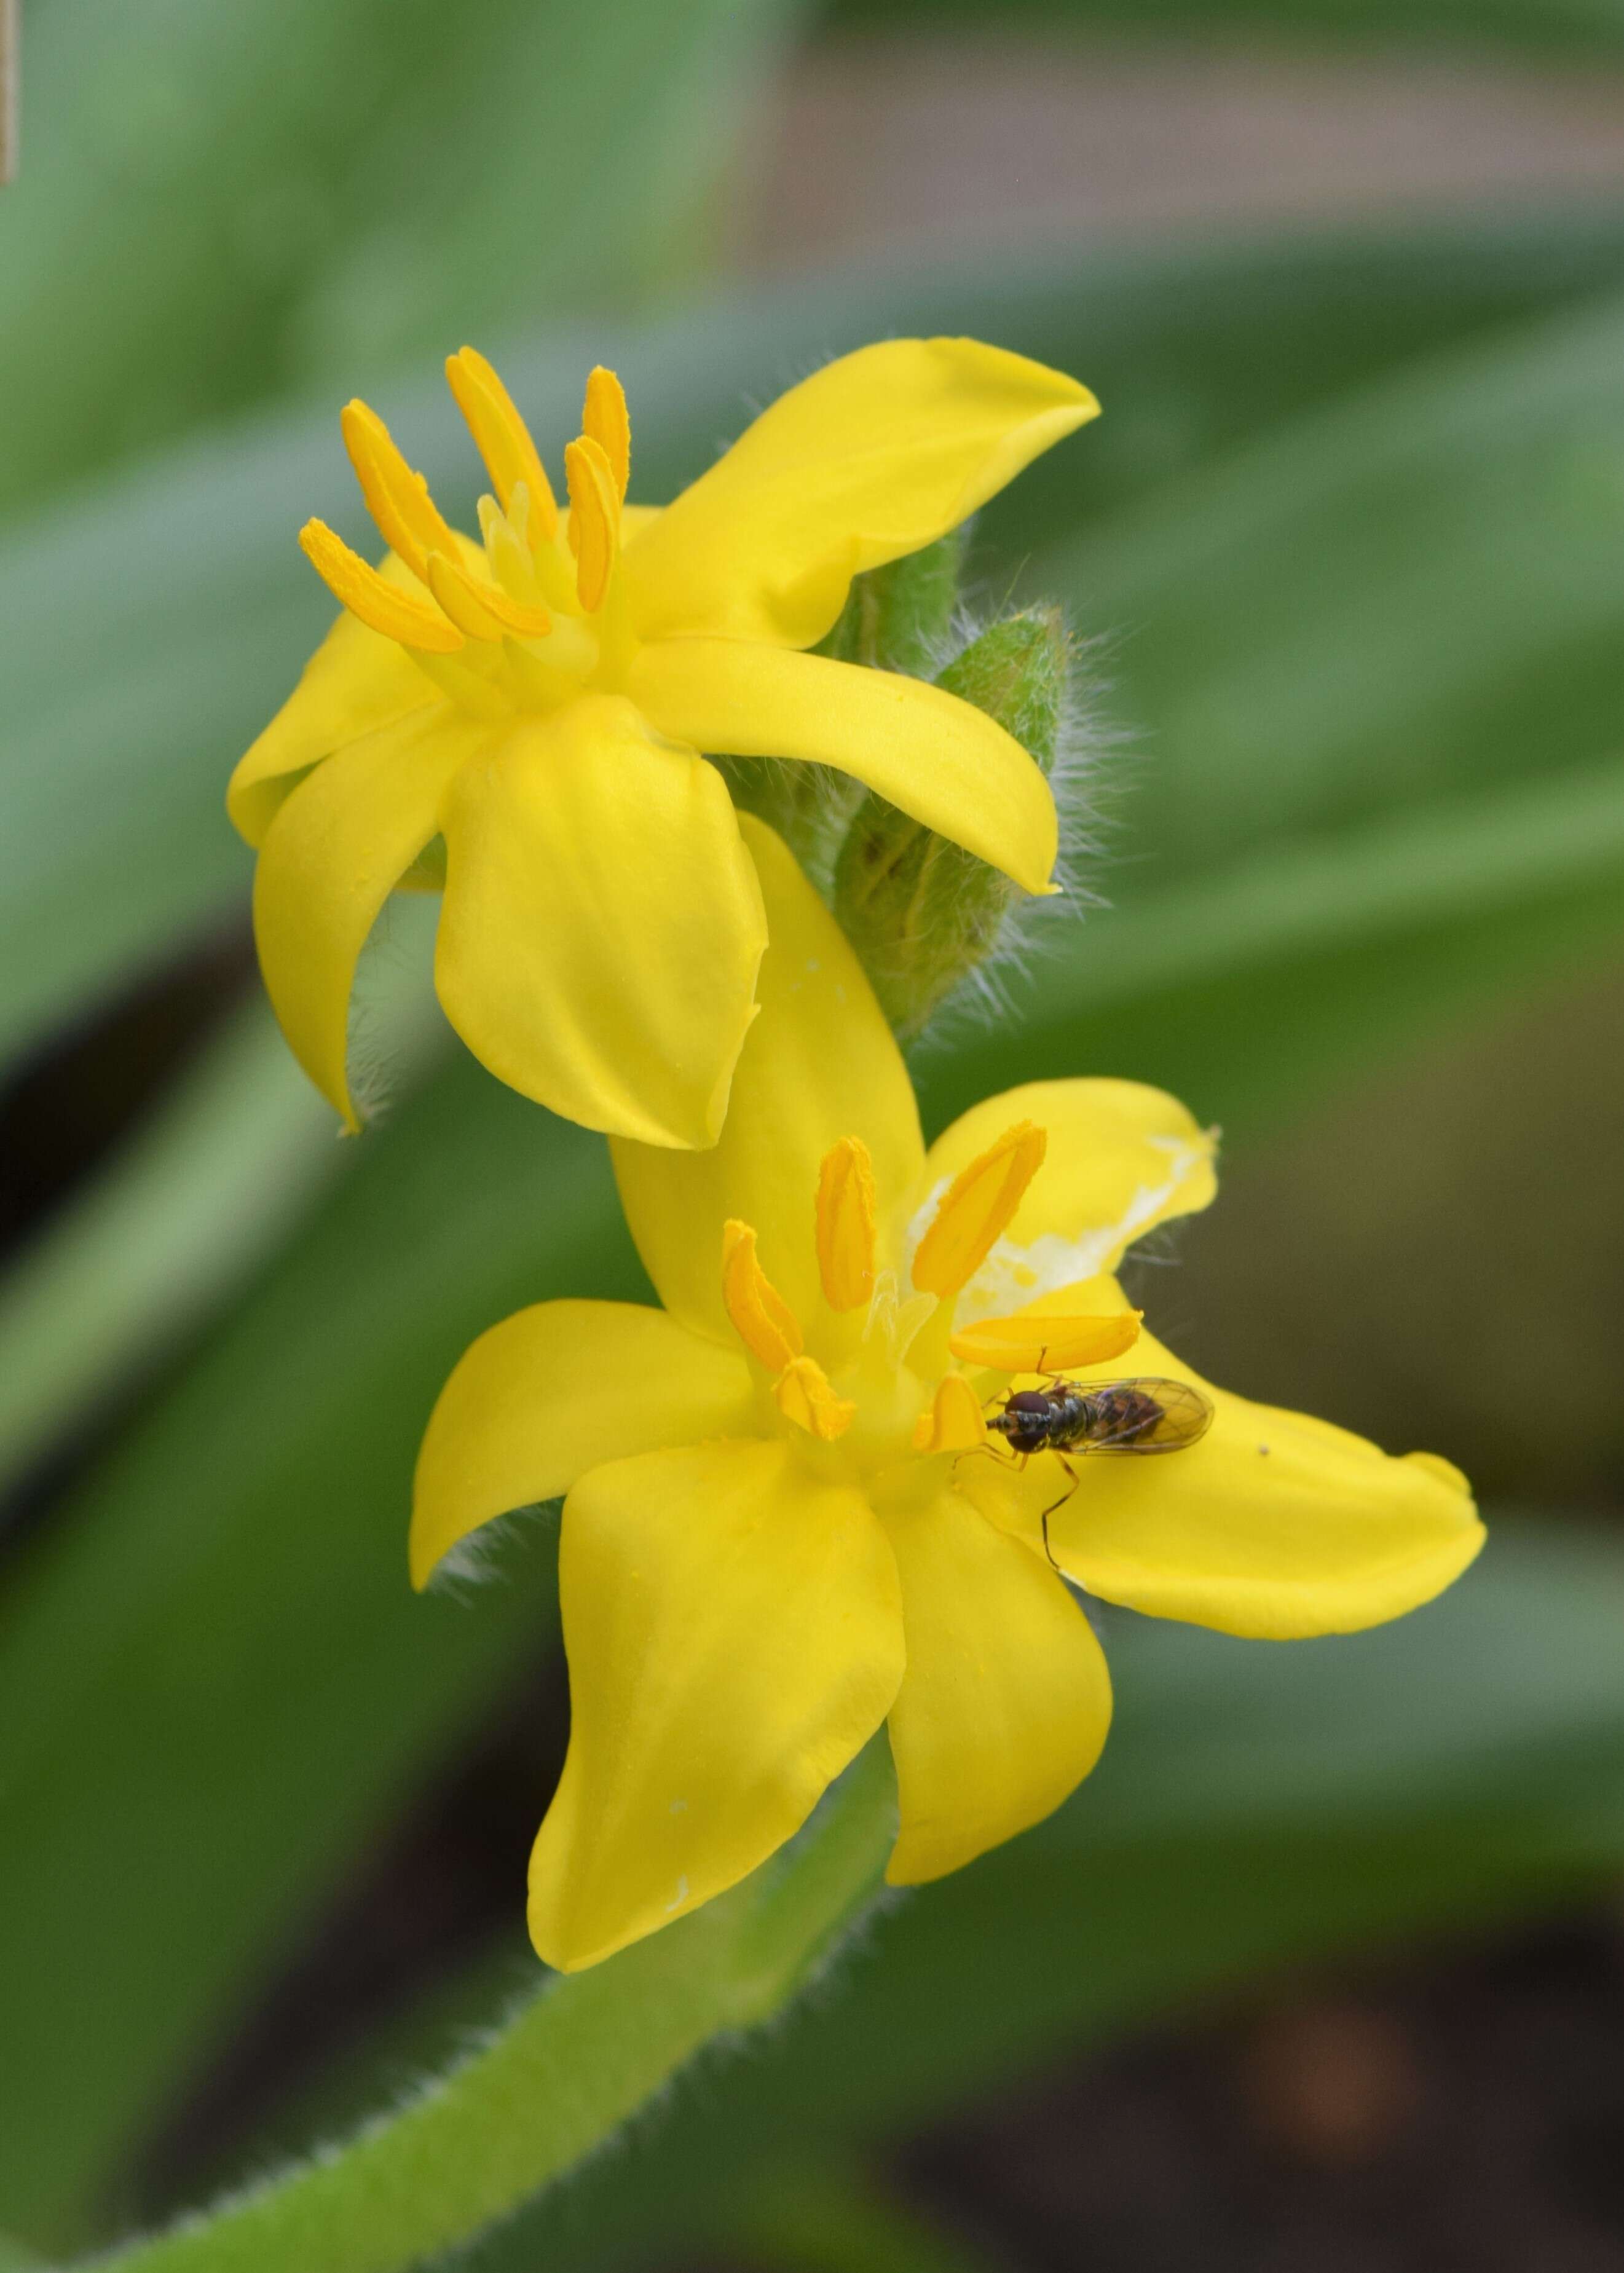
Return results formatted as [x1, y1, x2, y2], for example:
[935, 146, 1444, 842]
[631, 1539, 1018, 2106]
[0, 0, 802, 517]
[916, 748, 1624, 1140]
[9, 207, 1624, 1071]
[0, 1058, 630, 2248]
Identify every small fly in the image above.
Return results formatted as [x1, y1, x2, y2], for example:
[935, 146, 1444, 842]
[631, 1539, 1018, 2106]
[983, 1374, 1214, 1564]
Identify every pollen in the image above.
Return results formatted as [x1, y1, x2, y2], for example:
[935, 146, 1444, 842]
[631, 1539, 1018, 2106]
[912, 1372, 987, 1454]
[339, 401, 459, 580]
[445, 345, 559, 539]
[424, 549, 551, 640]
[720, 1220, 803, 1374]
[815, 1136, 878, 1312]
[564, 435, 622, 613]
[912, 1120, 1047, 1298]
[298, 519, 465, 653]
[775, 1355, 857, 1442]
[949, 1308, 1143, 1373]
[583, 366, 631, 498]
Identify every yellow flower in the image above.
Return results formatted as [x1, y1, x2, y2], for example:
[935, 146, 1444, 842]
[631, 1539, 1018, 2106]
[411, 820, 1483, 1972]
[227, 340, 1096, 1147]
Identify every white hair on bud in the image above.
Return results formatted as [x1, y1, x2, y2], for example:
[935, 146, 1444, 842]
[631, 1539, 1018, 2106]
[424, 1503, 559, 1598]
[909, 601, 1125, 1060]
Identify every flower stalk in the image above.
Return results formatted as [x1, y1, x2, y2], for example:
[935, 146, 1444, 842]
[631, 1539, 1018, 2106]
[82, 1743, 897, 2273]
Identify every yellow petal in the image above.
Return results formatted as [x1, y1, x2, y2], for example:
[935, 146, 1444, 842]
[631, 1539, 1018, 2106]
[631, 640, 1056, 896]
[434, 696, 767, 1149]
[775, 1354, 856, 1441]
[410, 1299, 754, 1589]
[226, 561, 440, 846]
[912, 1120, 1047, 1298]
[912, 1373, 988, 1454]
[963, 1314, 1484, 1641]
[721, 1219, 804, 1373]
[815, 1136, 878, 1314]
[949, 1308, 1142, 1373]
[916, 1079, 1218, 1324]
[611, 817, 924, 1340]
[623, 337, 1097, 647]
[530, 1438, 904, 1970]
[251, 706, 484, 1129]
[882, 1485, 1111, 1885]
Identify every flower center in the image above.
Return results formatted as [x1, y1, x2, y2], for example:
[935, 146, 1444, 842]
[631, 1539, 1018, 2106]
[295, 351, 638, 723]
[716, 1124, 1143, 1491]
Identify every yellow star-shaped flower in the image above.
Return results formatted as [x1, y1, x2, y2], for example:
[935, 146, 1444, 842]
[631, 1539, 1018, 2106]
[411, 820, 1484, 1973]
[227, 341, 1096, 1147]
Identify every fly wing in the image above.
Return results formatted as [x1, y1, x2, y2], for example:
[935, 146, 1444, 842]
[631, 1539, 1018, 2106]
[1088, 1377, 1215, 1454]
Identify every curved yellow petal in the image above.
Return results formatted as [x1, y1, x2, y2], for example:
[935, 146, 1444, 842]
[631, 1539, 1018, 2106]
[411, 1300, 754, 1588]
[530, 1438, 905, 1971]
[963, 1314, 1484, 1641]
[915, 1079, 1218, 1324]
[631, 641, 1056, 896]
[227, 559, 440, 846]
[252, 706, 484, 1129]
[434, 696, 767, 1149]
[882, 1485, 1111, 1886]
[611, 816, 924, 1341]
[623, 337, 1097, 648]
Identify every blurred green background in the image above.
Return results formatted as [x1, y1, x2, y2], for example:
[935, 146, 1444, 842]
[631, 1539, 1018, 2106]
[4, 0, 1624, 2265]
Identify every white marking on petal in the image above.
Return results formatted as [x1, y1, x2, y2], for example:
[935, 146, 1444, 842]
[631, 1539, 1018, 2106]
[901, 1133, 1215, 1329]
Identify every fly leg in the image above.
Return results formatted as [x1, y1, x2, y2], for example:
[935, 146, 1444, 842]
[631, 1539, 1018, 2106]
[1039, 1453, 1081, 1572]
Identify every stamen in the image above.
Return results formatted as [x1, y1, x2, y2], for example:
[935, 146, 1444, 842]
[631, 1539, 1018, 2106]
[815, 1136, 877, 1312]
[912, 1373, 987, 1454]
[582, 365, 631, 498]
[444, 347, 559, 540]
[912, 1121, 1047, 1299]
[339, 402, 458, 580]
[775, 1355, 856, 1443]
[564, 436, 621, 613]
[949, 1309, 1142, 1373]
[424, 549, 551, 641]
[299, 519, 464, 653]
[721, 1221, 803, 1374]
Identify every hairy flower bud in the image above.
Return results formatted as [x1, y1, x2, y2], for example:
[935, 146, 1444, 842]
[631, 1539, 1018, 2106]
[833, 604, 1070, 1038]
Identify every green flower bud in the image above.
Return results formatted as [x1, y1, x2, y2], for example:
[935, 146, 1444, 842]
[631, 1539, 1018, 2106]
[832, 605, 1071, 1040]
[718, 530, 967, 890]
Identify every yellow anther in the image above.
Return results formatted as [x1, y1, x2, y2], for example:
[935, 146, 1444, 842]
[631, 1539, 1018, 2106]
[582, 365, 631, 498]
[564, 435, 621, 612]
[775, 1355, 856, 1443]
[912, 1121, 1048, 1299]
[721, 1221, 803, 1375]
[298, 519, 464, 653]
[949, 1309, 1143, 1374]
[912, 1373, 987, 1454]
[814, 1136, 877, 1313]
[339, 401, 458, 581]
[423, 550, 551, 642]
[445, 347, 559, 540]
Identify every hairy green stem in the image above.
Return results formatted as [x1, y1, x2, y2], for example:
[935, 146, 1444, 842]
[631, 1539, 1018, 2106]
[85, 1743, 897, 2273]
